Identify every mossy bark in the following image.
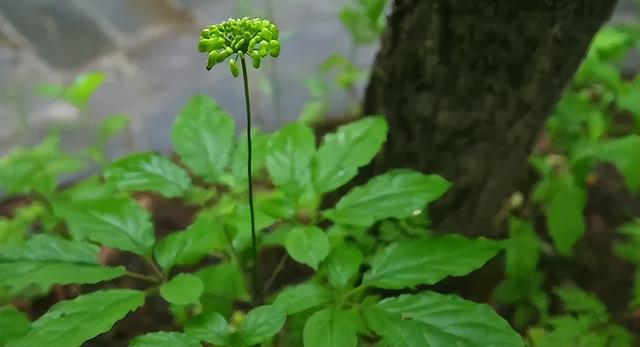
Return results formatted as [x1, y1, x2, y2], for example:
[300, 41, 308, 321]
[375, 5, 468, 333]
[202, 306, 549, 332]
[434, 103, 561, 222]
[364, 0, 618, 236]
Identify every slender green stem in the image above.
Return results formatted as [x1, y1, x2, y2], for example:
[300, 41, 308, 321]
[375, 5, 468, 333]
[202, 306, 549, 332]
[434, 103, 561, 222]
[240, 55, 261, 306]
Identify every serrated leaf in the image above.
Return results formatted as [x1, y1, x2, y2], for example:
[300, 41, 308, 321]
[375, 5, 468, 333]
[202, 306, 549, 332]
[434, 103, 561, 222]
[155, 213, 226, 272]
[54, 197, 155, 257]
[303, 308, 358, 347]
[363, 235, 501, 289]
[239, 305, 286, 345]
[285, 226, 330, 270]
[160, 274, 204, 305]
[324, 243, 364, 288]
[273, 284, 332, 315]
[105, 153, 191, 198]
[265, 122, 316, 197]
[506, 217, 540, 279]
[172, 95, 235, 183]
[7, 289, 144, 347]
[0, 306, 30, 344]
[364, 292, 523, 347]
[0, 235, 125, 290]
[324, 170, 450, 227]
[129, 332, 200, 347]
[313, 117, 387, 193]
[591, 135, 640, 192]
[184, 312, 231, 345]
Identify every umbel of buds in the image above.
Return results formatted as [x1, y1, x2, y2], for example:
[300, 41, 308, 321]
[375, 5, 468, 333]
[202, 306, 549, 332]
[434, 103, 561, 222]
[198, 17, 281, 76]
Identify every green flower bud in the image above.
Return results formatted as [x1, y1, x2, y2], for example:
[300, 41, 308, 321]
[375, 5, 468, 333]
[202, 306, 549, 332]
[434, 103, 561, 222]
[234, 38, 246, 51]
[206, 51, 218, 70]
[259, 46, 268, 58]
[268, 40, 280, 57]
[216, 47, 233, 63]
[229, 58, 240, 77]
[251, 53, 261, 69]
[198, 17, 280, 71]
[260, 28, 272, 41]
[198, 39, 210, 53]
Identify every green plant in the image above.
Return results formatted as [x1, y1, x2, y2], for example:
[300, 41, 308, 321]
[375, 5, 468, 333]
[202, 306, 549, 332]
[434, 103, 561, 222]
[492, 22, 640, 346]
[37, 72, 106, 120]
[0, 19, 523, 345]
[530, 24, 640, 256]
[528, 286, 632, 347]
[198, 17, 281, 305]
[299, 0, 388, 123]
[0, 95, 524, 346]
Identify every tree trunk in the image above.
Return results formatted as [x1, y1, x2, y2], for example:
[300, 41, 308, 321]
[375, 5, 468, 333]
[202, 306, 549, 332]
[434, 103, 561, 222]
[364, 0, 618, 236]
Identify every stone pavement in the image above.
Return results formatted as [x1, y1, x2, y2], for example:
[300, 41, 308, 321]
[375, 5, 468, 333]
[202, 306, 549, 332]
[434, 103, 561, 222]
[0, 0, 636, 156]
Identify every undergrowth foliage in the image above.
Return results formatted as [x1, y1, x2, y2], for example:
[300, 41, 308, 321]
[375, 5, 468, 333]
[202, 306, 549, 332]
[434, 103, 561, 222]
[0, 18, 523, 346]
[1, 8, 638, 347]
[0, 91, 524, 346]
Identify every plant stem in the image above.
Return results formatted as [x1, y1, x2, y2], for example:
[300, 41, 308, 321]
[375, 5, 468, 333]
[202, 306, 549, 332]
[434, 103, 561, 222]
[126, 271, 159, 282]
[145, 256, 166, 282]
[262, 252, 288, 297]
[240, 55, 261, 306]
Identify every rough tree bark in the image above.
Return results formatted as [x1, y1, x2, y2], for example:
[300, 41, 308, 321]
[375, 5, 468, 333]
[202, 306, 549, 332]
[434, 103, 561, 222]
[364, 0, 619, 236]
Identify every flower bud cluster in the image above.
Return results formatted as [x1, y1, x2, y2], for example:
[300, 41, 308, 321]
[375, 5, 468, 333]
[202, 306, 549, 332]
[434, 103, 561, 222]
[198, 17, 281, 76]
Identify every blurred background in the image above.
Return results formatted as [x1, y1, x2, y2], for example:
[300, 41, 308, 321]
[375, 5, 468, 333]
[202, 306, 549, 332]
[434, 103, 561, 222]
[0, 0, 637, 156]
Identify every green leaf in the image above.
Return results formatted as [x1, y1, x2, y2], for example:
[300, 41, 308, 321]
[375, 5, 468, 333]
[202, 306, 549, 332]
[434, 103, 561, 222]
[324, 243, 364, 288]
[100, 114, 131, 140]
[506, 217, 540, 279]
[285, 226, 330, 270]
[273, 284, 332, 315]
[0, 235, 125, 290]
[555, 286, 607, 317]
[130, 332, 200, 347]
[160, 274, 204, 305]
[591, 135, 640, 192]
[303, 308, 358, 347]
[155, 212, 226, 272]
[105, 153, 191, 198]
[0, 306, 30, 344]
[239, 305, 286, 346]
[226, 203, 277, 250]
[313, 117, 387, 193]
[364, 292, 523, 347]
[184, 312, 231, 345]
[65, 72, 105, 108]
[0, 134, 85, 196]
[544, 177, 586, 255]
[363, 235, 502, 289]
[324, 170, 450, 227]
[265, 122, 316, 197]
[196, 262, 249, 301]
[54, 197, 155, 257]
[172, 95, 235, 183]
[7, 289, 144, 347]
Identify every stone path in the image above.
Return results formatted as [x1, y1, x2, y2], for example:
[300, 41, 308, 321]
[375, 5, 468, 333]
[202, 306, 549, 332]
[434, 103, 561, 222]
[0, 0, 636, 156]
